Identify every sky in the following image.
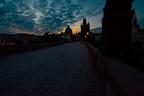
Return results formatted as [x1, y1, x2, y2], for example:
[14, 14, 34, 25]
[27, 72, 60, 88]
[0, 0, 143, 34]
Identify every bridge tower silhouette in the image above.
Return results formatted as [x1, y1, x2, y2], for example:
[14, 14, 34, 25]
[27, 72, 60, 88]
[102, 0, 134, 57]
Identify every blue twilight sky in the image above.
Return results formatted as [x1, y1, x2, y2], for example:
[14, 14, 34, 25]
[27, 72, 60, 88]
[0, 0, 143, 34]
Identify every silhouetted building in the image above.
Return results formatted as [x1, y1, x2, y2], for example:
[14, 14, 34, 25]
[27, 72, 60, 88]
[80, 18, 90, 41]
[102, 0, 134, 57]
[64, 25, 73, 41]
[132, 9, 140, 32]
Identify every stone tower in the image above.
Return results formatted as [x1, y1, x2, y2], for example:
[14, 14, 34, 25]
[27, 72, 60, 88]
[132, 9, 140, 32]
[102, 0, 134, 57]
[81, 18, 90, 41]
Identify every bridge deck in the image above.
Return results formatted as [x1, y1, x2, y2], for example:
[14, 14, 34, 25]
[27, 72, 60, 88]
[0, 42, 144, 96]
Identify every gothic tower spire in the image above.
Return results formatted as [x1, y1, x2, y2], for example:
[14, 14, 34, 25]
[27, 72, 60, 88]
[80, 18, 90, 41]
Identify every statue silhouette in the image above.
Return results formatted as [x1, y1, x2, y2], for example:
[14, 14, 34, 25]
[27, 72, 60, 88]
[64, 25, 73, 41]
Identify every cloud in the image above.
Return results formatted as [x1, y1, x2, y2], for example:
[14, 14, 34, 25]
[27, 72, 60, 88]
[0, 0, 105, 33]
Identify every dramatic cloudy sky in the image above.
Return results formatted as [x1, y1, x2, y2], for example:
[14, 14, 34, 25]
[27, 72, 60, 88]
[0, 0, 143, 34]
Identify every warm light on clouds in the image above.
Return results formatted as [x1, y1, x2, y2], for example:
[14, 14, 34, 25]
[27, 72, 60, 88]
[71, 15, 103, 34]
[72, 25, 80, 34]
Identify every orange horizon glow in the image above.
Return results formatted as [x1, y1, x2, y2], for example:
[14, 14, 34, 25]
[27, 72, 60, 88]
[60, 25, 80, 35]
[71, 25, 80, 34]
[59, 16, 102, 35]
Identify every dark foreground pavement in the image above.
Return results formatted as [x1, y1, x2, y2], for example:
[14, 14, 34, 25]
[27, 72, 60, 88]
[0, 42, 107, 96]
[0, 42, 144, 96]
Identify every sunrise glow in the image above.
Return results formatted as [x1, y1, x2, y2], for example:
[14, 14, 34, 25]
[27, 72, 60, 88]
[71, 25, 80, 34]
